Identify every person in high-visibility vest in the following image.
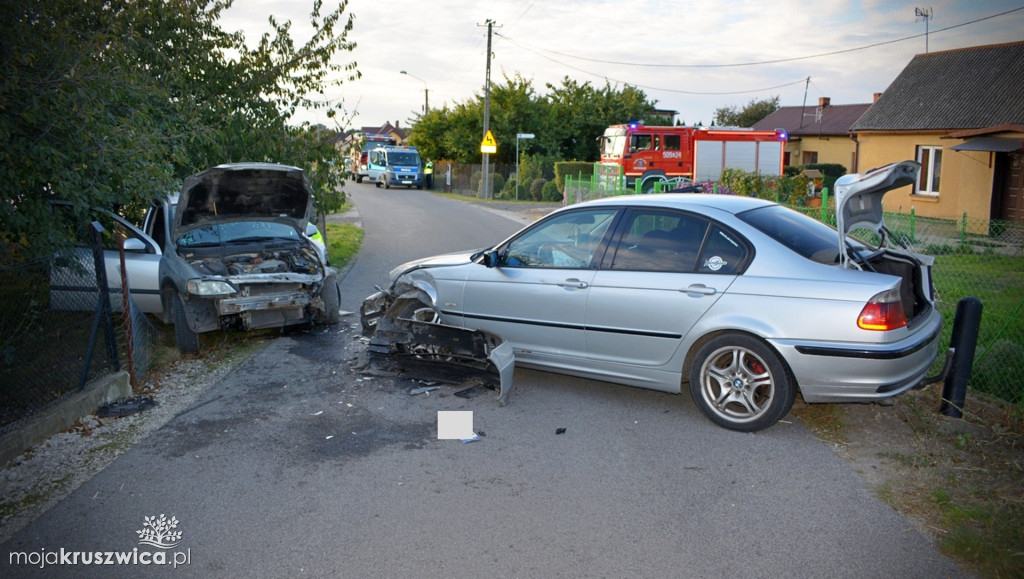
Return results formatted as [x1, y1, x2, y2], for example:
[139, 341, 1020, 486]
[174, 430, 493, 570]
[424, 159, 434, 189]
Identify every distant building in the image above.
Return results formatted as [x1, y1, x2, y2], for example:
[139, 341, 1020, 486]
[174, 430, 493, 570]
[752, 97, 871, 171]
[851, 41, 1024, 224]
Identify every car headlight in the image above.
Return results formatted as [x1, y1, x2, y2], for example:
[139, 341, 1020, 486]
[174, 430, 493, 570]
[187, 279, 237, 296]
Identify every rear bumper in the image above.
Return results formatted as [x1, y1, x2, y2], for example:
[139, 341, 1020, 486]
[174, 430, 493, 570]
[771, 311, 944, 403]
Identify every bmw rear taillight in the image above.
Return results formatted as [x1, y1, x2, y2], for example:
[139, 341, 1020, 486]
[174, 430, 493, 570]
[858, 288, 907, 331]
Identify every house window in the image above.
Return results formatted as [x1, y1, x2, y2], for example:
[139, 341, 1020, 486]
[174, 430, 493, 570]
[801, 151, 818, 165]
[916, 146, 942, 196]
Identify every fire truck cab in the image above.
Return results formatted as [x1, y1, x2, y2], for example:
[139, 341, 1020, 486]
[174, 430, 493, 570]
[600, 123, 787, 191]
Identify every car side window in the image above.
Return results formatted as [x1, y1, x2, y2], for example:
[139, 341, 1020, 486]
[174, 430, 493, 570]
[88, 211, 152, 253]
[609, 210, 708, 272]
[502, 209, 616, 268]
[696, 225, 749, 274]
[146, 202, 168, 252]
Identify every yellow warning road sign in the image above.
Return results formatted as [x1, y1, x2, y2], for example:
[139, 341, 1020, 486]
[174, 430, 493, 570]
[480, 130, 497, 154]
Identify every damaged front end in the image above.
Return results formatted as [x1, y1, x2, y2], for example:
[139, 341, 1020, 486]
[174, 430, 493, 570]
[361, 289, 514, 405]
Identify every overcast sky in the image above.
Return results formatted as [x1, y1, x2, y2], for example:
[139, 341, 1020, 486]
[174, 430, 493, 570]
[219, 0, 1024, 133]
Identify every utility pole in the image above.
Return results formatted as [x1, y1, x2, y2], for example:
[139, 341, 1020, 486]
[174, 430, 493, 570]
[479, 19, 497, 199]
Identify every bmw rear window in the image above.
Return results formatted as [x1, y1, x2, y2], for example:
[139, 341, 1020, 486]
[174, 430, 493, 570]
[737, 205, 845, 264]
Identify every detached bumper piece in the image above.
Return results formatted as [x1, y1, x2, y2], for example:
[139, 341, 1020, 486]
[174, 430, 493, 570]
[366, 309, 514, 405]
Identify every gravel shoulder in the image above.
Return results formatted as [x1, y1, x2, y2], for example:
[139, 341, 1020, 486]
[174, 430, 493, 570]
[0, 349, 256, 545]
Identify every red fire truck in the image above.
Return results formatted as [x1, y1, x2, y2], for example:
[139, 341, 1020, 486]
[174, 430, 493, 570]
[599, 123, 788, 191]
[355, 134, 397, 183]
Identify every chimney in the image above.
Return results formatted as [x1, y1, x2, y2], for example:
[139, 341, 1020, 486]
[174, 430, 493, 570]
[395, 120, 400, 128]
[873, 92, 882, 102]
[818, 97, 831, 108]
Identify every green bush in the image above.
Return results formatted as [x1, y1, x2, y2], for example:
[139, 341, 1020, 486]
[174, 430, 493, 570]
[496, 177, 517, 200]
[721, 168, 811, 205]
[529, 178, 547, 201]
[787, 163, 847, 194]
[490, 173, 506, 196]
[541, 179, 562, 202]
[554, 161, 593, 190]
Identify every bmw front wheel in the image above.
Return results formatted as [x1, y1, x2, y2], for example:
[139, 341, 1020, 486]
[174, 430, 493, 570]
[688, 334, 795, 432]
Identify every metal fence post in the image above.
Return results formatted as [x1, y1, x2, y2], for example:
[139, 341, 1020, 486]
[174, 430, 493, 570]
[940, 296, 984, 418]
[79, 222, 120, 391]
[910, 207, 916, 242]
[120, 239, 137, 391]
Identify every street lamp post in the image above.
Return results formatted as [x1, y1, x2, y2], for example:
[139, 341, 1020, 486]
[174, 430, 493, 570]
[400, 70, 429, 114]
[515, 133, 535, 201]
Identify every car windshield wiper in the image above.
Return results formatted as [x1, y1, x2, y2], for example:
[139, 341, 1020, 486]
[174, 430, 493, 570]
[224, 236, 293, 244]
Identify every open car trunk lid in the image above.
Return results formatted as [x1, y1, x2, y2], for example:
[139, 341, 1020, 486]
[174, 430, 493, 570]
[835, 160, 920, 264]
[835, 160, 935, 322]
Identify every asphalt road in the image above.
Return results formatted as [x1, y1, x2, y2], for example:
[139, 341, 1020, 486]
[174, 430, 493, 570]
[1, 183, 964, 577]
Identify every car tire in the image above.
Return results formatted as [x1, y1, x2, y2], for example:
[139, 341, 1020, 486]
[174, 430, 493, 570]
[688, 334, 795, 432]
[375, 179, 381, 188]
[319, 276, 342, 325]
[384, 177, 390, 190]
[356, 175, 363, 183]
[172, 294, 200, 354]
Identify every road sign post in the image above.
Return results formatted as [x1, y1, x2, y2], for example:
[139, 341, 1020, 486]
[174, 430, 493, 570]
[480, 131, 498, 199]
[515, 133, 535, 201]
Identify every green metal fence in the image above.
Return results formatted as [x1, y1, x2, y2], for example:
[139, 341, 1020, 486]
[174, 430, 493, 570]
[565, 168, 1024, 406]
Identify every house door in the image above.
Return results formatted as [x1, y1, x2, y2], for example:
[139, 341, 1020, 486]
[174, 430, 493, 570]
[995, 151, 1023, 224]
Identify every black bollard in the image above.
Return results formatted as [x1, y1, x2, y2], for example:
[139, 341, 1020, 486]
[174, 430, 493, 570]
[939, 297, 983, 418]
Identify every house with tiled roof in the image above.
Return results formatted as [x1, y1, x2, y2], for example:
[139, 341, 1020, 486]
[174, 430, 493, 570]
[851, 41, 1024, 225]
[752, 97, 871, 171]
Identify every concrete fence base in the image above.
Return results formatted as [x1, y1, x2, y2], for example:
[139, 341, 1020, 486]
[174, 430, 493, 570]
[0, 371, 131, 466]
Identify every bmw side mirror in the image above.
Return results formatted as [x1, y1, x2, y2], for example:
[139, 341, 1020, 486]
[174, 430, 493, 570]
[482, 250, 501, 268]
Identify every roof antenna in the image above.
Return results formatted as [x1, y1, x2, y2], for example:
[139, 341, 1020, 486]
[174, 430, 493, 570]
[914, 7, 933, 53]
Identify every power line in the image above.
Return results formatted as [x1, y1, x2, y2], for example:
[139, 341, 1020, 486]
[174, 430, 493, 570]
[498, 33, 809, 96]
[496, 6, 1024, 69]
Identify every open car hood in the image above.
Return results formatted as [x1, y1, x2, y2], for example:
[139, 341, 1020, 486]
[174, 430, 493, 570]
[174, 163, 313, 235]
[835, 160, 920, 263]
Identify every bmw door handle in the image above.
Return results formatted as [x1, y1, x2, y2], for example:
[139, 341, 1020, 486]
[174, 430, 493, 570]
[558, 278, 589, 289]
[683, 284, 716, 296]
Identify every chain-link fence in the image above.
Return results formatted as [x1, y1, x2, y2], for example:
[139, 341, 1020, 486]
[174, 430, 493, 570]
[435, 162, 517, 197]
[565, 171, 1024, 406]
[0, 233, 156, 434]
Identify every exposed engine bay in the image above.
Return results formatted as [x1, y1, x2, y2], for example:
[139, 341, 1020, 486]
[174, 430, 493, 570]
[182, 244, 323, 277]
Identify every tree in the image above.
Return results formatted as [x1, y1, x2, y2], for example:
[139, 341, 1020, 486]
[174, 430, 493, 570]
[546, 78, 656, 162]
[406, 75, 659, 165]
[0, 0, 359, 257]
[713, 96, 780, 127]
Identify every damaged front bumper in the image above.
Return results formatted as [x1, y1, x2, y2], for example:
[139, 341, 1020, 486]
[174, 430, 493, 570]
[360, 290, 514, 405]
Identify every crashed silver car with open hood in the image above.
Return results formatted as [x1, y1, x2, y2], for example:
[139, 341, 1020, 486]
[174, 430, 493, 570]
[361, 160, 943, 432]
[161, 163, 342, 353]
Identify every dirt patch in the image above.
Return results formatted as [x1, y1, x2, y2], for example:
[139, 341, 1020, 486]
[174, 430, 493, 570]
[794, 386, 1024, 578]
